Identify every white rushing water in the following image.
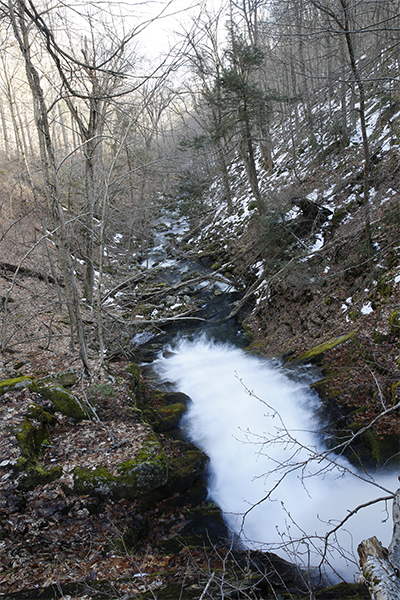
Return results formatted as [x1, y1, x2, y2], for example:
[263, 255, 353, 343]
[153, 336, 399, 581]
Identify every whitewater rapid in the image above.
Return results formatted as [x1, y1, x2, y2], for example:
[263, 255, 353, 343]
[153, 336, 399, 580]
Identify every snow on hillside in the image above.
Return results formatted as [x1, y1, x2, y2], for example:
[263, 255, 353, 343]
[186, 90, 400, 309]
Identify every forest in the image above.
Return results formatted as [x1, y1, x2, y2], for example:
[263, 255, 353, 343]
[1, 0, 400, 598]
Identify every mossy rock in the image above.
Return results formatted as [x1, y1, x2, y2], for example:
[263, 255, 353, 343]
[361, 429, 400, 467]
[126, 362, 143, 400]
[163, 392, 192, 407]
[13, 414, 61, 491]
[0, 376, 34, 395]
[73, 433, 168, 500]
[14, 418, 41, 457]
[26, 402, 53, 424]
[117, 434, 168, 490]
[161, 502, 229, 553]
[142, 442, 208, 509]
[155, 403, 187, 432]
[392, 381, 400, 404]
[372, 328, 388, 344]
[39, 369, 78, 388]
[35, 385, 89, 419]
[16, 458, 62, 492]
[292, 331, 356, 363]
[73, 466, 119, 498]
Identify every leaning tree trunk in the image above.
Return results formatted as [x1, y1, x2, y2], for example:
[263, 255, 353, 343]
[358, 489, 400, 599]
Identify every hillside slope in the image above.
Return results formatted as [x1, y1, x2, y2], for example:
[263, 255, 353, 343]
[185, 93, 400, 467]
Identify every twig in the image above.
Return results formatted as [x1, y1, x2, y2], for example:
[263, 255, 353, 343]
[199, 572, 215, 600]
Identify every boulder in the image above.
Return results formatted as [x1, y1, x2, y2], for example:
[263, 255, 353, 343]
[73, 433, 168, 500]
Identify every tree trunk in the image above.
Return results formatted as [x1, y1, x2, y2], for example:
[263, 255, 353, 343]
[358, 490, 400, 599]
[9, 0, 90, 374]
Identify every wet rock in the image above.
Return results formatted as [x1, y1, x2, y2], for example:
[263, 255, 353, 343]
[163, 392, 192, 407]
[155, 403, 187, 432]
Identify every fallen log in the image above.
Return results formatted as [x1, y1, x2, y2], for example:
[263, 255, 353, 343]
[358, 489, 400, 599]
[0, 261, 64, 286]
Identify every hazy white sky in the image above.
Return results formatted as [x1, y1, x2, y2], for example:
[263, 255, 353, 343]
[133, 0, 206, 58]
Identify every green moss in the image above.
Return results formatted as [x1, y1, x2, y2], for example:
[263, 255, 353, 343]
[126, 363, 143, 399]
[35, 385, 89, 419]
[368, 275, 393, 306]
[126, 363, 141, 378]
[348, 310, 359, 322]
[389, 309, 400, 335]
[39, 369, 78, 388]
[361, 430, 400, 467]
[292, 331, 356, 363]
[17, 459, 62, 492]
[26, 403, 53, 424]
[0, 376, 34, 395]
[73, 433, 168, 500]
[155, 403, 187, 432]
[392, 381, 400, 405]
[372, 329, 387, 344]
[118, 434, 168, 490]
[13, 412, 61, 491]
[14, 408, 52, 459]
[14, 419, 37, 456]
[73, 466, 116, 497]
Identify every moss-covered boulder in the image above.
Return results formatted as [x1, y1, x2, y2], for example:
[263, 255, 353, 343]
[26, 402, 53, 424]
[155, 403, 187, 432]
[16, 458, 62, 492]
[139, 390, 193, 434]
[0, 376, 34, 395]
[117, 434, 168, 491]
[142, 441, 208, 510]
[73, 433, 168, 500]
[39, 369, 78, 388]
[13, 409, 61, 491]
[163, 392, 192, 407]
[14, 418, 45, 457]
[34, 385, 89, 419]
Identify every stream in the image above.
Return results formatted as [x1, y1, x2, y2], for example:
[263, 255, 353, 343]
[134, 208, 399, 582]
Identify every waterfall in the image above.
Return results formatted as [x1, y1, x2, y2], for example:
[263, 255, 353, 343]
[153, 335, 399, 581]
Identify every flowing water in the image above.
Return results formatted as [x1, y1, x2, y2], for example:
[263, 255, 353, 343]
[138, 209, 399, 581]
[152, 336, 398, 580]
